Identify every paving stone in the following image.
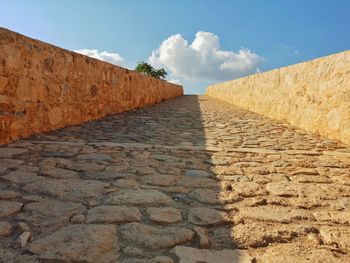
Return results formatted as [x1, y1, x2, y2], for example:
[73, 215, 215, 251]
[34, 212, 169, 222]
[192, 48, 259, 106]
[40, 157, 74, 169]
[85, 171, 128, 180]
[188, 207, 229, 226]
[106, 189, 173, 206]
[87, 205, 142, 223]
[231, 222, 312, 248]
[189, 189, 222, 204]
[121, 223, 194, 249]
[0, 148, 28, 157]
[3, 171, 44, 184]
[147, 207, 182, 224]
[0, 190, 20, 200]
[184, 169, 213, 177]
[176, 177, 217, 188]
[142, 174, 178, 187]
[238, 205, 312, 223]
[0, 158, 24, 173]
[76, 153, 112, 161]
[28, 224, 119, 263]
[320, 226, 350, 250]
[113, 179, 140, 188]
[231, 182, 260, 197]
[23, 179, 109, 201]
[313, 211, 350, 224]
[173, 246, 253, 263]
[152, 255, 174, 263]
[0, 201, 23, 217]
[260, 242, 346, 263]
[0, 221, 12, 236]
[193, 226, 210, 248]
[20, 199, 86, 227]
[73, 162, 105, 171]
[266, 182, 338, 199]
[40, 167, 78, 178]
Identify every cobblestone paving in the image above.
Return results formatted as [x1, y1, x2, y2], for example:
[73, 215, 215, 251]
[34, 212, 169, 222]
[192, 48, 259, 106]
[0, 95, 350, 263]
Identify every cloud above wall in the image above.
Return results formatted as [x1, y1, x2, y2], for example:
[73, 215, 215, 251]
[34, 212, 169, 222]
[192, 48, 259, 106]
[74, 49, 125, 66]
[149, 31, 263, 82]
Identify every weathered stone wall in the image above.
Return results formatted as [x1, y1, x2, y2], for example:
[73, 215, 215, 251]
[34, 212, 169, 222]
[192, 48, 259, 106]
[0, 28, 183, 144]
[206, 50, 350, 145]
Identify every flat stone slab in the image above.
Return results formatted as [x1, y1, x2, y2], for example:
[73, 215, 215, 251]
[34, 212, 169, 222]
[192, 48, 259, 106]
[173, 246, 253, 263]
[121, 223, 194, 249]
[188, 207, 229, 226]
[184, 169, 213, 177]
[146, 207, 182, 224]
[238, 206, 312, 223]
[0, 148, 28, 157]
[28, 224, 119, 263]
[106, 189, 173, 206]
[266, 182, 338, 199]
[40, 167, 78, 179]
[20, 200, 86, 227]
[0, 221, 12, 236]
[320, 226, 350, 250]
[260, 243, 346, 263]
[0, 201, 23, 217]
[23, 179, 109, 201]
[3, 171, 44, 184]
[87, 205, 142, 223]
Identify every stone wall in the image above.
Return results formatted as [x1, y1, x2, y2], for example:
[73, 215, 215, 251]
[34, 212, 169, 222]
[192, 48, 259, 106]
[206, 50, 350, 145]
[0, 28, 183, 144]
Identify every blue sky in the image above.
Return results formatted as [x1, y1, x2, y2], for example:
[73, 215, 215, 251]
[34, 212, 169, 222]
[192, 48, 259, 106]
[1, 0, 349, 94]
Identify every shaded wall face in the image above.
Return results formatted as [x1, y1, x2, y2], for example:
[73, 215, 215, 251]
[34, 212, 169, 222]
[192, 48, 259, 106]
[0, 28, 183, 144]
[206, 50, 350, 145]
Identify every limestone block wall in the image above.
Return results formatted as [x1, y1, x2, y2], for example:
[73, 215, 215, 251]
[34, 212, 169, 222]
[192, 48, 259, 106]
[206, 50, 350, 145]
[0, 28, 183, 144]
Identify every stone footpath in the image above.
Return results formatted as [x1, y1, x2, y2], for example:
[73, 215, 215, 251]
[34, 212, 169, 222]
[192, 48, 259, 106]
[0, 95, 349, 263]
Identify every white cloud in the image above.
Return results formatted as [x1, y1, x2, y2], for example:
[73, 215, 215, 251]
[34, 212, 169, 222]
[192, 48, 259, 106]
[74, 49, 125, 66]
[168, 78, 182, 85]
[149, 31, 263, 82]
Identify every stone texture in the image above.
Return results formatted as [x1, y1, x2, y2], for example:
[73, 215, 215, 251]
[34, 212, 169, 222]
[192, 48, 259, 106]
[206, 50, 350, 145]
[231, 222, 312, 248]
[142, 174, 178, 187]
[188, 207, 229, 226]
[265, 182, 338, 199]
[173, 246, 253, 263]
[0, 148, 28, 157]
[3, 171, 43, 184]
[0, 95, 349, 260]
[0, 28, 183, 145]
[0, 221, 12, 236]
[23, 179, 109, 201]
[193, 226, 210, 248]
[238, 206, 312, 223]
[0, 190, 20, 200]
[28, 225, 119, 262]
[147, 207, 182, 224]
[319, 226, 350, 250]
[87, 205, 142, 223]
[121, 223, 194, 249]
[260, 242, 346, 263]
[40, 167, 78, 179]
[106, 189, 173, 206]
[20, 200, 86, 228]
[0, 201, 22, 217]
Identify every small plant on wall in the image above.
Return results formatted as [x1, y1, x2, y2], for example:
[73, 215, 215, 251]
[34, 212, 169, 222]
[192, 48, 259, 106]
[135, 61, 167, 80]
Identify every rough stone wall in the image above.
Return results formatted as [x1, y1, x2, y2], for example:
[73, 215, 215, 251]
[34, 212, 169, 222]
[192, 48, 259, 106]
[0, 28, 183, 144]
[206, 50, 350, 145]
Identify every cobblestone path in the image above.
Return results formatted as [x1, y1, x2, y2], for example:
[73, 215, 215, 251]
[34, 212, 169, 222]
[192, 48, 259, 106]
[1, 95, 350, 263]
